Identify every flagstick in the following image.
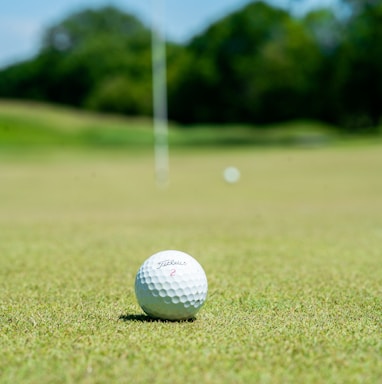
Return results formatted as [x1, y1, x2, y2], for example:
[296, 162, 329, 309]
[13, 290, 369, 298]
[152, 0, 169, 188]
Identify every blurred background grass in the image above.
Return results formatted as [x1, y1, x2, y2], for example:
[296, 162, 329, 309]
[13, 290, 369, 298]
[2, 99, 380, 152]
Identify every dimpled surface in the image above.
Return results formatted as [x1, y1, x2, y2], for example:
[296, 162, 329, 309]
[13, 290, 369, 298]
[135, 250, 208, 320]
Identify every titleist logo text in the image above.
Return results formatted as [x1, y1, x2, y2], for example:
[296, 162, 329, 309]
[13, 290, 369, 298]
[157, 259, 187, 269]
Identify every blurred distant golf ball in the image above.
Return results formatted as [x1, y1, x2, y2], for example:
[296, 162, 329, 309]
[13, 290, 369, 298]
[135, 250, 208, 321]
[223, 166, 241, 183]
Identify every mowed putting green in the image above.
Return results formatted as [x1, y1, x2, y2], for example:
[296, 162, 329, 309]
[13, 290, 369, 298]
[0, 145, 381, 383]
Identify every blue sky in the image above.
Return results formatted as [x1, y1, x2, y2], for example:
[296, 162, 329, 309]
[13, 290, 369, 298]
[0, 0, 334, 68]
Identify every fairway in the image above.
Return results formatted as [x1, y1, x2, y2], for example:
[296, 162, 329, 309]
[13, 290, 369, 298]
[0, 145, 381, 383]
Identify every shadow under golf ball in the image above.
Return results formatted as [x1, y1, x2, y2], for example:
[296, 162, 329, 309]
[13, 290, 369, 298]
[118, 313, 196, 323]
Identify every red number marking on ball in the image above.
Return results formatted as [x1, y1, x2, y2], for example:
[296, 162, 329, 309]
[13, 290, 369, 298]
[170, 269, 176, 276]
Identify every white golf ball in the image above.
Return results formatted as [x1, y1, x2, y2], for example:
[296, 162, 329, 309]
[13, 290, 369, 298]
[135, 250, 208, 320]
[223, 166, 241, 183]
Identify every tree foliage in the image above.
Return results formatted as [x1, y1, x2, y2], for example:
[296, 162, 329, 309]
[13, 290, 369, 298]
[169, 2, 323, 124]
[0, 1, 381, 130]
[0, 6, 152, 114]
[335, 0, 382, 130]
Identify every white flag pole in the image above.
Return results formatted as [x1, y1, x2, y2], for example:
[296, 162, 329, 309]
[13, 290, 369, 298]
[151, 0, 169, 188]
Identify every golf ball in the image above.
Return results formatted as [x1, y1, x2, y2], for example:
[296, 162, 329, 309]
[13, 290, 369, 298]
[135, 250, 208, 320]
[223, 166, 240, 183]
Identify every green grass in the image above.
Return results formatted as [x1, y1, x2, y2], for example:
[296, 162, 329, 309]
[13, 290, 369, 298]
[0, 100, 154, 149]
[2, 99, 369, 150]
[0, 140, 381, 383]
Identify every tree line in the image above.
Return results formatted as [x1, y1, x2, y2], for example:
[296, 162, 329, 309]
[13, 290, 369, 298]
[0, 0, 381, 132]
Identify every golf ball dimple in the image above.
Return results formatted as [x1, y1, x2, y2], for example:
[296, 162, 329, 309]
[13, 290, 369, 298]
[135, 250, 208, 320]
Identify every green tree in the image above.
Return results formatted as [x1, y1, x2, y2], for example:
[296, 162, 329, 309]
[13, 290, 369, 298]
[336, 0, 382, 130]
[86, 75, 151, 115]
[301, 8, 344, 123]
[0, 7, 153, 115]
[168, 1, 323, 124]
[42, 6, 148, 53]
